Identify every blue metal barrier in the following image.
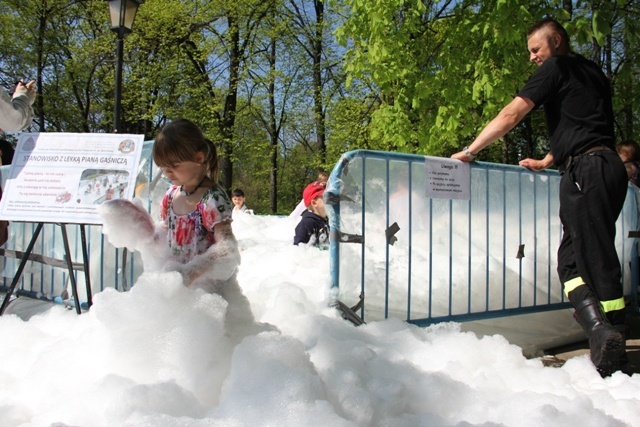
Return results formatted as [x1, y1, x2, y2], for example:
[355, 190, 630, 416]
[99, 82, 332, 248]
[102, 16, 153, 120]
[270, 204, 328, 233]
[326, 149, 640, 325]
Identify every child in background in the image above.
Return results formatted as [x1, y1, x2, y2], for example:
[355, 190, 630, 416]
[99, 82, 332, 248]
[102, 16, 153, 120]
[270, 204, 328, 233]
[293, 181, 330, 247]
[288, 170, 328, 224]
[100, 118, 255, 339]
[616, 140, 640, 187]
[231, 188, 254, 215]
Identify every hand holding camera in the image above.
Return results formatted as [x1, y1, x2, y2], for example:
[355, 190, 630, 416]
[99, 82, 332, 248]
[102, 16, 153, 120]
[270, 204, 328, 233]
[12, 80, 36, 104]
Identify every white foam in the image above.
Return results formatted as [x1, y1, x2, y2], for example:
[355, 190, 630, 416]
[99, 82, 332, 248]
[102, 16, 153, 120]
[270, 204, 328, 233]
[0, 213, 638, 426]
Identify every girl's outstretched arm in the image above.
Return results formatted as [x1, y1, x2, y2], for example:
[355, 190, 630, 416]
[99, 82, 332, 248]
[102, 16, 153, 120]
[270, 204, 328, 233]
[99, 198, 170, 271]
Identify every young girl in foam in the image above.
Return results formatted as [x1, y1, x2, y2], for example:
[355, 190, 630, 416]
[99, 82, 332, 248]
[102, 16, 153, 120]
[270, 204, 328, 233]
[100, 118, 256, 339]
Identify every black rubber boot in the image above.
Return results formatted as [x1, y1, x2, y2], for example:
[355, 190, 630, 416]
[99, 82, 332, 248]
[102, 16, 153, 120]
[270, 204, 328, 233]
[605, 308, 632, 375]
[613, 324, 632, 376]
[572, 297, 624, 377]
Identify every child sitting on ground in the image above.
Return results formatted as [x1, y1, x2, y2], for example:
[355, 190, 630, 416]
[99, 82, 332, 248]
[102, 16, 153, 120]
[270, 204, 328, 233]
[293, 181, 330, 247]
[231, 188, 254, 215]
[100, 118, 256, 340]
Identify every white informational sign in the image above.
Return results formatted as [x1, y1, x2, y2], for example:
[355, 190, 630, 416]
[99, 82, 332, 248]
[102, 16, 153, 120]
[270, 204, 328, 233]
[0, 132, 145, 224]
[425, 156, 470, 200]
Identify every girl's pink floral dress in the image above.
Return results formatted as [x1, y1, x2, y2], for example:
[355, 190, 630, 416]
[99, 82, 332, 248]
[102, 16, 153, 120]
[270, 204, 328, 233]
[160, 185, 232, 263]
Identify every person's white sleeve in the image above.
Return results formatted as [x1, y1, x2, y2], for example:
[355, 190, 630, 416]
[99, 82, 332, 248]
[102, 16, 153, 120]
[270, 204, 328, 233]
[0, 89, 34, 132]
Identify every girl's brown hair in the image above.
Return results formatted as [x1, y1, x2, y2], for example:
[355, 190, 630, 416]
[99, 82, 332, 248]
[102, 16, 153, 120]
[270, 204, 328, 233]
[152, 119, 219, 182]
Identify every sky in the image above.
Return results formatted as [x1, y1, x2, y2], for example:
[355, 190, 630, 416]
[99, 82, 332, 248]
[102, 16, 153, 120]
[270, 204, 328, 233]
[0, 212, 639, 427]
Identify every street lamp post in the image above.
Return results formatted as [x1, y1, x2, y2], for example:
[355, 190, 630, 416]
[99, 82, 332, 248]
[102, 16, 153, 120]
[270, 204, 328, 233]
[106, 0, 143, 292]
[106, 0, 144, 133]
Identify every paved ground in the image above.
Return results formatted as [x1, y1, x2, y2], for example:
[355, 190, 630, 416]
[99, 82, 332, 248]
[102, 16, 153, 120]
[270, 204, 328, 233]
[542, 310, 640, 374]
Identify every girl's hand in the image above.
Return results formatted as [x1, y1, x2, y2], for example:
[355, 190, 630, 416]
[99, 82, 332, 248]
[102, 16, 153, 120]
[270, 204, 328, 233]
[181, 221, 241, 286]
[99, 198, 155, 250]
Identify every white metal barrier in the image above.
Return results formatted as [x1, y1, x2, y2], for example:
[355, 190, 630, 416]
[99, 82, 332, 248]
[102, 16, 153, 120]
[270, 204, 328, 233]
[325, 150, 640, 325]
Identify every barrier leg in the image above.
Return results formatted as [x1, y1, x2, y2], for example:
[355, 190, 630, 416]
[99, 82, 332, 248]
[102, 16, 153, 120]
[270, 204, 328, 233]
[80, 225, 93, 308]
[60, 224, 81, 315]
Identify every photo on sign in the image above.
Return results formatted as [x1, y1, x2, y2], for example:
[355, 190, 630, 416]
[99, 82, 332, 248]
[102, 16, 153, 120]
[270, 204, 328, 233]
[77, 169, 130, 205]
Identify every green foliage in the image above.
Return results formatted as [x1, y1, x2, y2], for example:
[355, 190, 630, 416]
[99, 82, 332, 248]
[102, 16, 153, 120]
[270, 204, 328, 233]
[230, 107, 273, 213]
[337, 0, 640, 164]
[2, 0, 640, 211]
[339, 0, 542, 159]
[326, 95, 377, 158]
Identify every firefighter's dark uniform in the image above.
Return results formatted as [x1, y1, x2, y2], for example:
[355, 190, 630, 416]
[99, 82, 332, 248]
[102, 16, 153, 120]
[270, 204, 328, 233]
[518, 52, 629, 376]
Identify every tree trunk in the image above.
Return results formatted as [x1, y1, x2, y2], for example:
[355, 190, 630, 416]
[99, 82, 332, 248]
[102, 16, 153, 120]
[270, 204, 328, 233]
[312, 0, 326, 163]
[562, 0, 572, 17]
[522, 115, 534, 160]
[502, 134, 509, 164]
[219, 14, 241, 192]
[36, 10, 46, 130]
[621, 15, 634, 140]
[268, 36, 279, 213]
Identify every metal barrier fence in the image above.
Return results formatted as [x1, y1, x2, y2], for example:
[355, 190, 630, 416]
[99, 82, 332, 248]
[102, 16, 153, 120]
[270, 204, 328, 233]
[1, 145, 638, 323]
[325, 149, 640, 326]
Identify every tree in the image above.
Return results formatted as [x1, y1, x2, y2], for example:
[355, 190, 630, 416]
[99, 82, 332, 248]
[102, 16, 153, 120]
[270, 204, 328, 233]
[336, 0, 640, 163]
[118, 0, 273, 190]
[0, 0, 114, 132]
[243, 0, 294, 213]
[3, 0, 640, 215]
[286, 0, 348, 165]
[337, 0, 544, 160]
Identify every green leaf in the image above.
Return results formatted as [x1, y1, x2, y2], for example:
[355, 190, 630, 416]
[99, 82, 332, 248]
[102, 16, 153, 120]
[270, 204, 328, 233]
[592, 10, 611, 46]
